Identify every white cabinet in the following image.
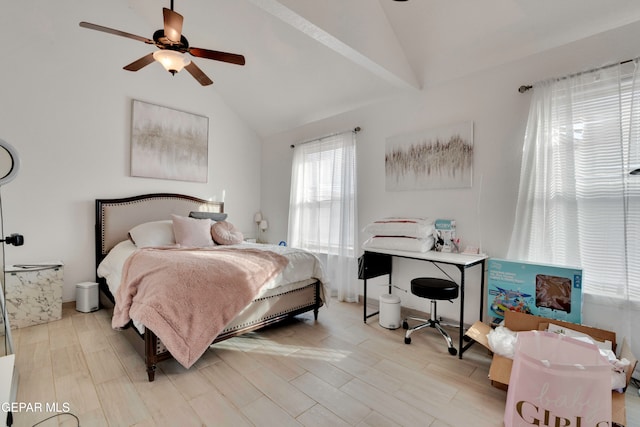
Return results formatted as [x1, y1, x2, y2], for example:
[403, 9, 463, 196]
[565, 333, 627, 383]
[4, 263, 63, 328]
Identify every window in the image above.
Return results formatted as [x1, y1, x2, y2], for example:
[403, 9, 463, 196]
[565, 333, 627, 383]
[288, 130, 358, 302]
[509, 60, 640, 305]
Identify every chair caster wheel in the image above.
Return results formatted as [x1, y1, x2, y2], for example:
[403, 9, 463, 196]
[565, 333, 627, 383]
[402, 321, 409, 330]
[404, 336, 411, 344]
[448, 347, 457, 356]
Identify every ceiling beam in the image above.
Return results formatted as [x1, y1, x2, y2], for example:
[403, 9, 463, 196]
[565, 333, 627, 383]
[248, 0, 420, 90]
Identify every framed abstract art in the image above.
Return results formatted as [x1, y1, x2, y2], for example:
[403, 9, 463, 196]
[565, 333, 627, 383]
[385, 121, 473, 191]
[131, 100, 209, 183]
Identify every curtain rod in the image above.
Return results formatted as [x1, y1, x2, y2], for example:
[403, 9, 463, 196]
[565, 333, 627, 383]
[518, 57, 637, 93]
[290, 127, 361, 148]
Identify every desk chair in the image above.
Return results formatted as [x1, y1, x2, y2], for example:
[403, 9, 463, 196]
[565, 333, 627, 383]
[403, 277, 459, 356]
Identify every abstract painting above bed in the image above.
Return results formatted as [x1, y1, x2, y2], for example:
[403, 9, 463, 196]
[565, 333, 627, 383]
[130, 100, 209, 183]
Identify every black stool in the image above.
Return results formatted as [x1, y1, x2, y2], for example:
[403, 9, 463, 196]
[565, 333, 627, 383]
[403, 277, 459, 355]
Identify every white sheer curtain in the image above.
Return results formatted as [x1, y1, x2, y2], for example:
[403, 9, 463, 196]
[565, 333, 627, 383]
[508, 60, 640, 356]
[288, 131, 359, 302]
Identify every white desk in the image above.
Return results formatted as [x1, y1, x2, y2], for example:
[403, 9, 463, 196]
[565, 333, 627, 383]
[360, 249, 487, 358]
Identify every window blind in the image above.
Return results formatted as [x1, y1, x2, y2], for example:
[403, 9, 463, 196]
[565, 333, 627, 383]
[510, 60, 640, 303]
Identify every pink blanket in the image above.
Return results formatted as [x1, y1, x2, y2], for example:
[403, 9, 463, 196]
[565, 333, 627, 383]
[112, 246, 289, 368]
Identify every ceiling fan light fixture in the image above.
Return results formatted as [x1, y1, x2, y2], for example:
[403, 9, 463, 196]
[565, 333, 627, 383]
[153, 49, 190, 74]
[79, 4, 244, 86]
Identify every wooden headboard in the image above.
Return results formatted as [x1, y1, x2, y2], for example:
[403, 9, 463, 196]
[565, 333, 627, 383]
[95, 193, 224, 269]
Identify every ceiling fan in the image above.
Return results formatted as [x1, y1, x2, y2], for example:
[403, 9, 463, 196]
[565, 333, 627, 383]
[79, 1, 245, 86]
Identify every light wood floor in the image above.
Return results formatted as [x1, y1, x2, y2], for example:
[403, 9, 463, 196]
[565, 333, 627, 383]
[9, 300, 640, 427]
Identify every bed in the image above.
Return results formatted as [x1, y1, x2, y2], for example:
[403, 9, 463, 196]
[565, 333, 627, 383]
[95, 193, 326, 381]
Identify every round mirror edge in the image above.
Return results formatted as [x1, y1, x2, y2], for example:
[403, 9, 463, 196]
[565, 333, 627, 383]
[0, 138, 20, 186]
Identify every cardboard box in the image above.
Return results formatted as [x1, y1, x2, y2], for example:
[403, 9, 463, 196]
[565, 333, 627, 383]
[487, 258, 583, 325]
[466, 311, 637, 426]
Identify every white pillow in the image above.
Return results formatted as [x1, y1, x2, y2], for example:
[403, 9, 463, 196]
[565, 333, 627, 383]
[363, 218, 434, 238]
[171, 214, 215, 247]
[128, 220, 176, 248]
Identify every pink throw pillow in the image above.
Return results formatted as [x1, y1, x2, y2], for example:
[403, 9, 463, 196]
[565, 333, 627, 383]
[211, 221, 244, 245]
[171, 214, 215, 247]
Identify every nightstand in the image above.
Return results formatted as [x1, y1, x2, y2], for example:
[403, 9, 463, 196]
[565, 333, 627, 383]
[4, 263, 63, 328]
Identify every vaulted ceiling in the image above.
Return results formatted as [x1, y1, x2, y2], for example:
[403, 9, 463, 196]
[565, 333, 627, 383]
[104, 0, 640, 137]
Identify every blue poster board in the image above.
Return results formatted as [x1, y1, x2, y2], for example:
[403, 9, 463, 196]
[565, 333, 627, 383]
[487, 258, 583, 325]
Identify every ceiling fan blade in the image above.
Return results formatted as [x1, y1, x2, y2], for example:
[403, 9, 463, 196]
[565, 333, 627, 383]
[185, 61, 213, 86]
[188, 47, 245, 66]
[123, 53, 156, 72]
[79, 22, 154, 44]
[163, 8, 184, 43]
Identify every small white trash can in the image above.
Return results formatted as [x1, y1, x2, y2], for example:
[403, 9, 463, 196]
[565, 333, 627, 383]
[379, 293, 401, 329]
[76, 282, 99, 313]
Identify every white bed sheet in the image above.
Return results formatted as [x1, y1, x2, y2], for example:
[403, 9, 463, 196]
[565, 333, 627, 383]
[98, 240, 327, 301]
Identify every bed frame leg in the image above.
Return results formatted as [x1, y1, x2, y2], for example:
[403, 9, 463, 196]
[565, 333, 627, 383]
[314, 282, 321, 321]
[147, 364, 156, 382]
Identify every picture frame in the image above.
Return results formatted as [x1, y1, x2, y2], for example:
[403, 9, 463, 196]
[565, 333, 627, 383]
[385, 121, 473, 191]
[130, 99, 209, 183]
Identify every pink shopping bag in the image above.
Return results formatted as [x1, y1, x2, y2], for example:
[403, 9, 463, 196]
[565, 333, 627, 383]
[504, 330, 612, 427]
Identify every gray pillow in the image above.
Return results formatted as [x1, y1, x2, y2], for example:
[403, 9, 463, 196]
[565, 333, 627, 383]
[189, 211, 228, 221]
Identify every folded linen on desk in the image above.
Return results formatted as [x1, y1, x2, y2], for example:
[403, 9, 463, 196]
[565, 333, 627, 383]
[362, 235, 434, 252]
[362, 217, 434, 238]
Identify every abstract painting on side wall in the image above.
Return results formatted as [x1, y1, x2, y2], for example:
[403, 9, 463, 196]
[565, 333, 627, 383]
[131, 99, 209, 183]
[385, 121, 473, 191]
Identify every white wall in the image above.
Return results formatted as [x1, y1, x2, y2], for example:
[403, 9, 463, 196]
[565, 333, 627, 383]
[0, 2, 262, 301]
[261, 20, 640, 352]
